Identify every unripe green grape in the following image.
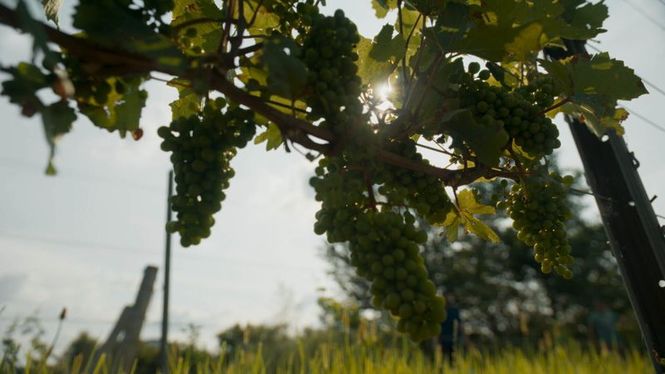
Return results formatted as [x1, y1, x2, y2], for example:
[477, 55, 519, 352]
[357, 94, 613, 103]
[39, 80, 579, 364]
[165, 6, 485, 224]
[468, 62, 481, 74]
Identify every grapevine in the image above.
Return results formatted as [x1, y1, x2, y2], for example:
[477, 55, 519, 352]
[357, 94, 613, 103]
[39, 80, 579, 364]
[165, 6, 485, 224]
[0, 0, 649, 342]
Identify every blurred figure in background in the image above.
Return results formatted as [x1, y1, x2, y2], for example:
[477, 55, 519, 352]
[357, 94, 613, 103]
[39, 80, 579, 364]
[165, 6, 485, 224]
[587, 300, 620, 353]
[439, 293, 463, 365]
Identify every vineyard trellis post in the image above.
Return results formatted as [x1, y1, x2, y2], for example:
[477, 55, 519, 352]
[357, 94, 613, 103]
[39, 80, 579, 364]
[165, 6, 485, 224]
[556, 38, 665, 374]
[160, 170, 174, 374]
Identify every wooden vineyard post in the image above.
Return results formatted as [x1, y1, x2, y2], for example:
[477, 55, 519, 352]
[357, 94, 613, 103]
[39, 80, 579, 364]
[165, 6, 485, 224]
[160, 170, 174, 374]
[569, 121, 665, 372]
[97, 266, 158, 372]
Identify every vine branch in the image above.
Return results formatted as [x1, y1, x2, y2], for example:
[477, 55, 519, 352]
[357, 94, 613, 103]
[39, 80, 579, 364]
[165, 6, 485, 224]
[0, 3, 502, 188]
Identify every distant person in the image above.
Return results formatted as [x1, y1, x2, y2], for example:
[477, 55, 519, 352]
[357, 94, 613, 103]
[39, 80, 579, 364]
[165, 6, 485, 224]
[587, 301, 620, 352]
[439, 294, 463, 365]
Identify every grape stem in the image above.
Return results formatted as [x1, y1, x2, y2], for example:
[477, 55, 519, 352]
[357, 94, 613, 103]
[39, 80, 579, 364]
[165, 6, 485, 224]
[170, 17, 238, 34]
[0, 4, 513, 188]
[246, 0, 266, 29]
[539, 97, 571, 116]
[364, 170, 378, 211]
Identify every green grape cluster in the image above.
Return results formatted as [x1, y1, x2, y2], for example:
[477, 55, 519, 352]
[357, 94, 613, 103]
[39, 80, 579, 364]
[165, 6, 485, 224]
[503, 173, 574, 278]
[158, 98, 256, 247]
[352, 211, 446, 341]
[517, 75, 556, 111]
[310, 157, 446, 341]
[298, 8, 362, 127]
[176, 27, 205, 55]
[376, 140, 452, 224]
[458, 63, 560, 157]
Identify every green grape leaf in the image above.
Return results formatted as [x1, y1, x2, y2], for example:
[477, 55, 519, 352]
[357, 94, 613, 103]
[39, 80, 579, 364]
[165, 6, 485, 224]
[73, 0, 184, 69]
[539, 58, 574, 94]
[442, 211, 461, 242]
[429, 2, 471, 49]
[559, 101, 628, 136]
[457, 189, 496, 216]
[15, 0, 57, 65]
[242, 0, 280, 35]
[441, 109, 509, 166]
[453, 24, 521, 61]
[41, 0, 63, 27]
[370, 25, 406, 63]
[395, 8, 422, 40]
[570, 53, 647, 100]
[560, 0, 608, 39]
[371, 0, 397, 18]
[459, 212, 500, 243]
[173, 0, 223, 56]
[77, 77, 147, 137]
[40, 100, 76, 175]
[0, 63, 51, 107]
[261, 36, 307, 99]
[254, 123, 283, 150]
[541, 53, 647, 135]
[407, 57, 464, 126]
[434, 0, 607, 61]
[168, 79, 202, 120]
[356, 36, 395, 86]
[504, 22, 547, 61]
[239, 49, 269, 86]
[441, 190, 499, 243]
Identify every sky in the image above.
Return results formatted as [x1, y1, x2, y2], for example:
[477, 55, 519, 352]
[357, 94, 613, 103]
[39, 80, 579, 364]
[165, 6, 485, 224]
[0, 0, 664, 355]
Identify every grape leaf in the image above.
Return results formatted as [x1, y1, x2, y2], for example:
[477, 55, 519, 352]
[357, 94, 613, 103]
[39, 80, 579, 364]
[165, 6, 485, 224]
[173, 0, 223, 56]
[441, 109, 509, 166]
[371, 0, 397, 18]
[77, 77, 147, 137]
[41, 101, 76, 175]
[15, 0, 57, 65]
[254, 123, 282, 150]
[355, 36, 395, 87]
[569, 53, 647, 100]
[441, 189, 499, 243]
[73, 0, 184, 69]
[261, 36, 307, 99]
[0, 63, 50, 107]
[42, 0, 63, 27]
[429, 2, 471, 49]
[560, 0, 608, 39]
[505, 23, 547, 61]
[541, 53, 647, 135]
[369, 25, 406, 63]
[434, 0, 607, 62]
[168, 79, 202, 120]
[407, 57, 464, 125]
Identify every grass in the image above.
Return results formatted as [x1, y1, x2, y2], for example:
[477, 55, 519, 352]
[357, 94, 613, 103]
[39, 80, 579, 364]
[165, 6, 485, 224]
[4, 339, 651, 374]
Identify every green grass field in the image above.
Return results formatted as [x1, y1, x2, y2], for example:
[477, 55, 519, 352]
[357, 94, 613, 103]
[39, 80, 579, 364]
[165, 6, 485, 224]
[6, 340, 651, 374]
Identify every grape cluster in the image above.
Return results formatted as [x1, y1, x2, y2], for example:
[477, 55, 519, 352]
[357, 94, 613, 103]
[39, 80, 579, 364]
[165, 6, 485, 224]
[176, 27, 205, 55]
[310, 157, 446, 341]
[503, 173, 574, 278]
[298, 8, 362, 127]
[458, 63, 560, 157]
[517, 75, 556, 111]
[353, 211, 446, 341]
[376, 140, 452, 224]
[158, 98, 256, 247]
